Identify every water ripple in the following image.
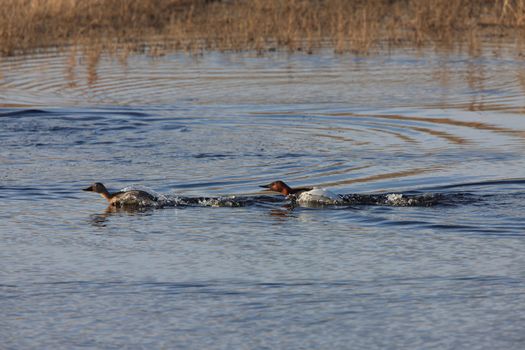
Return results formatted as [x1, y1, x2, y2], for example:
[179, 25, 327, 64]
[2, 46, 525, 349]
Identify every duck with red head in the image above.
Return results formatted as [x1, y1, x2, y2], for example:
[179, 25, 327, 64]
[83, 182, 157, 207]
[259, 180, 311, 196]
[259, 180, 340, 204]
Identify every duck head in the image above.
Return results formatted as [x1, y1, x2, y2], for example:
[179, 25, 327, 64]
[83, 182, 111, 201]
[83, 182, 108, 193]
[259, 180, 292, 196]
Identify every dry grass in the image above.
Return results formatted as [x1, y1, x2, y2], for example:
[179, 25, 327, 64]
[1, 0, 525, 56]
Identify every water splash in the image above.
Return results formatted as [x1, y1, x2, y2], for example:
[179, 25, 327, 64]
[104, 190, 460, 209]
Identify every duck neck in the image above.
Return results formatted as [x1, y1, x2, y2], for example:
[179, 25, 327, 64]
[99, 188, 112, 202]
[281, 184, 293, 196]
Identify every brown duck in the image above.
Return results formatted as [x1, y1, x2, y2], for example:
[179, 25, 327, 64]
[83, 182, 157, 206]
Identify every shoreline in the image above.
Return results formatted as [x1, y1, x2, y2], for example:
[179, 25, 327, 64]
[1, 0, 525, 57]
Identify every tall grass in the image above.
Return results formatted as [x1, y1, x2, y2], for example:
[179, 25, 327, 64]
[1, 0, 524, 56]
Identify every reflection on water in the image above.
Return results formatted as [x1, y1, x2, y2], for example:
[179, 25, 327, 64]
[1, 43, 525, 112]
[1, 45, 525, 349]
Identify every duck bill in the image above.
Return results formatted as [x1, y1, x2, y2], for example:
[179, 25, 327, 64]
[83, 186, 94, 192]
[259, 184, 271, 189]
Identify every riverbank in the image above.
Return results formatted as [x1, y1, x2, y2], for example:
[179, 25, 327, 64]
[1, 0, 525, 57]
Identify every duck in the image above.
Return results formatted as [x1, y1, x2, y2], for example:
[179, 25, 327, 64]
[259, 180, 341, 204]
[83, 182, 158, 207]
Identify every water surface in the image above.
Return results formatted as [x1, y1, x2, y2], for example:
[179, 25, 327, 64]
[1, 46, 525, 349]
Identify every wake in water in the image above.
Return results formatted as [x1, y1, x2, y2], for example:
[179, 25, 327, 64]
[85, 182, 513, 210]
[339, 193, 442, 207]
[94, 189, 451, 209]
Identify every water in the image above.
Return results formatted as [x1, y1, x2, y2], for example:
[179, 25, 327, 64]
[1, 45, 525, 349]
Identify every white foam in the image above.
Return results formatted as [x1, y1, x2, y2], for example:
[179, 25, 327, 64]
[293, 188, 343, 205]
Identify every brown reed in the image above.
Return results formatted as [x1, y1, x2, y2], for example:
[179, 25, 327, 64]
[1, 0, 524, 57]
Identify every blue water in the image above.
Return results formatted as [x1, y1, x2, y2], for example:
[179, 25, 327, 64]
[1, 47, 525, 349]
